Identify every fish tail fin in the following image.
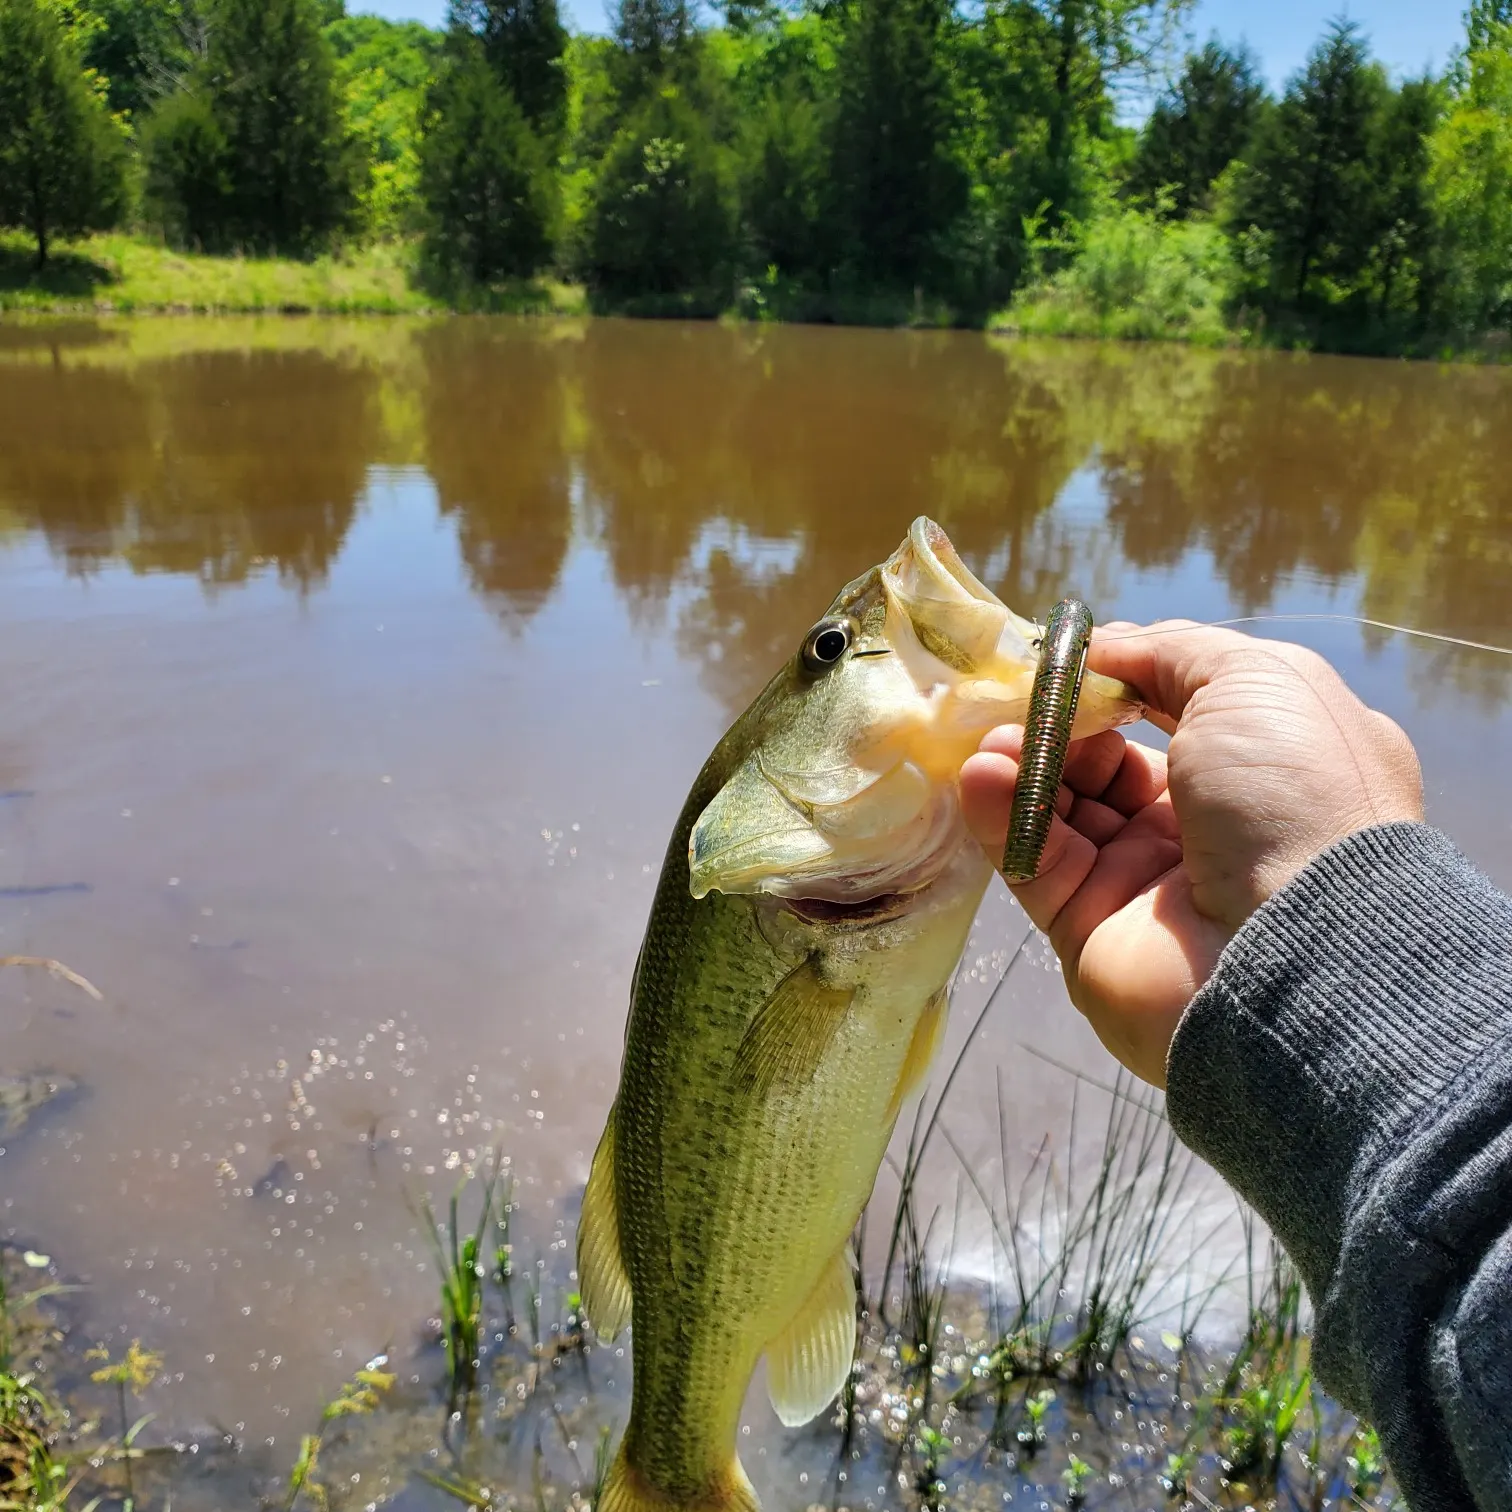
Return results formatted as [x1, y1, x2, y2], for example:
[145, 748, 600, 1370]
[600, 1443, 760, 1512]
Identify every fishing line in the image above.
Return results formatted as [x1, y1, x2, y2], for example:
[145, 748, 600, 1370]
[1099, 613, 1512, 658]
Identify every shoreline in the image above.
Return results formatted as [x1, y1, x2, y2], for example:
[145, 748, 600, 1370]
[3, 234, 1508, 365]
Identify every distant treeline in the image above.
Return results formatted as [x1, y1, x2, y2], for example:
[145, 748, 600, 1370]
[0, 0, 1509, 350]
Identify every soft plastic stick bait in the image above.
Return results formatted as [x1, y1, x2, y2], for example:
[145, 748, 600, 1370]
[1002, 598, 1094, 882]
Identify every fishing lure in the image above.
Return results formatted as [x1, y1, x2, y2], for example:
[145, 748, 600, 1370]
[1002, 597, 1094, 883]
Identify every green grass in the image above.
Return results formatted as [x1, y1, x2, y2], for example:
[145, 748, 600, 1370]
[414, 1152, 511, 1404]
[0, 232, 587, 316]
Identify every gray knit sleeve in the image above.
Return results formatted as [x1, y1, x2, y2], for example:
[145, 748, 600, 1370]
[1166, 822, 1512, 1512]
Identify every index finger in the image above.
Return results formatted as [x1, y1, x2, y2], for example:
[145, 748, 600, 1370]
[1089, 620, 1275, 731]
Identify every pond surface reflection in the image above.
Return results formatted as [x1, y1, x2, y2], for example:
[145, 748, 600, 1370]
[1, 316, 1510, 1452]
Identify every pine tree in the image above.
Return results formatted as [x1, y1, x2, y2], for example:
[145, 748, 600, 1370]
[1129, 39, 1267, 215]
[0, 0, 127, 266]
[1229, 20, 1391, 308]
[829, 0, 967, 288]
[198, 0, 358, 252]
[610, 0, 694, 100]
[418, 36, 556, 282]
[586, 89, 734, 299]
[448, 0, 568, 142]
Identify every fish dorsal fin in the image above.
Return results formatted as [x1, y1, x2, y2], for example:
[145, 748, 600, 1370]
[766, 1245, 858, 1426]
[886, 986, 950, 1122]
[734, 958, 854, 1100]
[577, 1112, 632, 1341]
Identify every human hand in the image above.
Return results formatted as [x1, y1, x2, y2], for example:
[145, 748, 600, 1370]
[960, 623, 1425, 1086]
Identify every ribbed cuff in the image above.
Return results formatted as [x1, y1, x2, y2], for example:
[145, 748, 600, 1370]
[1166, 822, 1512, 1296]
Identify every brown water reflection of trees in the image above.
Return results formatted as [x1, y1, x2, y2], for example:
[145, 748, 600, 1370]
[0, 346, 377, 588]
[574, 323, 1114, 713]
[570, 328, 1512, 712]
[2, 324, 1509, 709]
[417, 321, 574, 629]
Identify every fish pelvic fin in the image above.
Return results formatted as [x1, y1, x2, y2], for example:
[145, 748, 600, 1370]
[765, 1244, 857, 1428]
[734, 958, 854, 1100]
[885, 986, 950, 1123]
[578, 1111, 632, 1341]
[601, 1442, 760, 1512]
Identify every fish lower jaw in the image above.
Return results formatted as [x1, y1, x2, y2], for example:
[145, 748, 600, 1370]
[770, 809, 973, 927]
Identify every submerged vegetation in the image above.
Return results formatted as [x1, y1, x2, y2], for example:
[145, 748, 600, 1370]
[0, 933, 1403, 1511]
[244, 1059, 1401, 1512]
[0, 0, 1507, 352]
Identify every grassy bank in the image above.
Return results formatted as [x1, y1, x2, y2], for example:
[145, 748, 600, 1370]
[2, 230, 1506, 365]
[0, 232, 586, 316]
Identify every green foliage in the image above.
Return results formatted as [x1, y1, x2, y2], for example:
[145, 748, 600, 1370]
[1129, 38, 1265, 215]
[0, 0, 127, 267]
[829, 0, 967, 289]
[327, 15, 441, 236]
[141, 87, 228, 248]
[1226, 20, 1391, 312]
[146, 0, 359, 254]
[739, 74, 828, 278]
[1004, 196, 1236, 341]
[70, 0, 196, 119]
[451, 0, 569, 142]
[203, 0, 360, 251]
[1429, 38, 1512, 334]
[585, 88, 736, 304]
[418, 37, 556, 283]
[13, 0, 1512, 354]
[1465, 0, 1512, 58]
[612, 0, 696, 102]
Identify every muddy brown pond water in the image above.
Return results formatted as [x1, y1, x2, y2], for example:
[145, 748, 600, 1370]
[2, 317, 1511, 1510]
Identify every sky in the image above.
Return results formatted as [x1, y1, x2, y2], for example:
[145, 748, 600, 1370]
[353, 0, 1466, 88]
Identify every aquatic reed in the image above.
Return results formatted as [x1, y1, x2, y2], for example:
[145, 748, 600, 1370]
[414, 1149, 508, 1403]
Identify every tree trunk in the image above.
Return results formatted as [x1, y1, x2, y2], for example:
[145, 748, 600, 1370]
[1046, 0, 1079, 221]
[34, 220, 48, 271]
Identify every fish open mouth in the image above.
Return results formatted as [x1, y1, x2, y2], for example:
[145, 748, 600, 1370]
[782, 890, 912, 926]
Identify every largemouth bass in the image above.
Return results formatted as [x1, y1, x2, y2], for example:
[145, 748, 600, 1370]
[578, 518, 1142, 1512]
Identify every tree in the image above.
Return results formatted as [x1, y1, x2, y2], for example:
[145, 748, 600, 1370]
[1228, 20, 1391, 309]
[326, 14, 443, 234]
[742, 77, 829, 278]
[1429, 39, 1512, 332]
[1465, 0, 1512, 57]
[829, 0, 967, 288]
[610, 0, 695, 100]
[1020, 0, 1193, 221]
[586, 90, 735, 299]
[1129, 38, 1266, 215]
[141, 87, 229, 248]
[195, 0, 358, 251]
[1369, 76, 1444, 322]
[449, 0, 568, 142]
[0, 0, 126, 266]
[418, 37, 556, 281]
[72, 0, 199, 120]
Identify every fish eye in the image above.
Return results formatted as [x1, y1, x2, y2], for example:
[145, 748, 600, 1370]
[801, 618, 853, 675]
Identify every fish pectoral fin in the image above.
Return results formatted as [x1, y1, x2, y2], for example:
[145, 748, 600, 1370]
[734, 957, 855, 1100]
[886, 985, 950, 1122]
[765, 1246, 858, 1427]
[577, 1112, 632, 1341]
